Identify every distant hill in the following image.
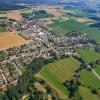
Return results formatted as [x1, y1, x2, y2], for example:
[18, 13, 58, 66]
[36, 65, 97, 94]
[0, 0, 52, 5]
[0, 0, 53, 11]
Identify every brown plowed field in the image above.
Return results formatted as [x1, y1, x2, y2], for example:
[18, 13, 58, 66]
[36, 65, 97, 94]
[0, 32, 31, 50]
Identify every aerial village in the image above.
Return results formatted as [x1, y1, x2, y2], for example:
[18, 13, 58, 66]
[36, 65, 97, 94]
[0, 13, 97, 90]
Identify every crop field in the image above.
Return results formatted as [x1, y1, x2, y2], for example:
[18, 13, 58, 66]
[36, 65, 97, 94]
[0, 32, 31, 50]
[77, 48, 100, 62]
[36, 57, 81, 99]
[0, 31, 10, 36]
[7, 11, 22, 21]
[79, 70, 100, 89]
[0, 11, 22, 21]
[0, 14, 7, 18]
[50, 19, 100, 41]
[78, 87, 100, 100]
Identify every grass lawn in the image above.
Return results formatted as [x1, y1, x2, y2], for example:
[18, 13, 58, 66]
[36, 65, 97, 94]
[36, 57, 81, 99]
[77, 48, 100, 62]
[95, 65, 100, 76]
[79, 87, 100, 100]
[79, 69, 100, 89]
[50, 19, 100, 41]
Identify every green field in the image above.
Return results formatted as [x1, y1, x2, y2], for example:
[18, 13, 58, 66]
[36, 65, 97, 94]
[0, 17, 7, 19]
[21, 12, 32, 18]
[95, 65, 100, 76]
[34, 10, 53, 19]
[34, 13, 53, 19]
[20, 9, 33, 14]
[79, 70, 100, 89]
[77, 48, 100, 62]
[0, 25, 6, 32]
[37, 57, 81, 99]
[78, 87, 100, 100]
[50, 19, 100, 41]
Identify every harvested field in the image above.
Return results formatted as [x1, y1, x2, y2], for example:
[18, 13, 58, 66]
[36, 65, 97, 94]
[0, 32, 31, 50]
[75, 17, 95, 24]
[7, 11, 22, 21]
[0, 14, 6, 17]
[0, 11, 22, 21]
[0, 32, 11, 36]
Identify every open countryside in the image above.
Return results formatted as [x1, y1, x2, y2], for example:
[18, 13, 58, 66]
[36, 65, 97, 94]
[0, 0, 100, 100]
[50, 19, 100, 41]
[36, 57, 81, 99]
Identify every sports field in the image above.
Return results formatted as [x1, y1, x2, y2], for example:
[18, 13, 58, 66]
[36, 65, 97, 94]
[0, 32, 31, 50]
[77, 48, 100, 62]
[36, 57, 81, 99]
[79, 70, 100, 89]
[50, 19, 100, 41]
